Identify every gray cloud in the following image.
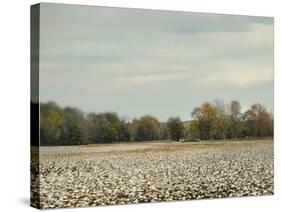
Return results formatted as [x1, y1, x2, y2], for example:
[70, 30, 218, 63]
[39, 3, 273, 121]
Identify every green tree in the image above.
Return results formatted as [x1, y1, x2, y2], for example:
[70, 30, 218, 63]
[190, 107, 201, 139]
[40, 101, 63, 145]
[243, 109, 256, 137]
[60, 107, 86, 145]
[243, 104, 273, 138]
[85, 112, 97, 143]
[118, 119, 131, 142]
[230, 100, 243, 139]
[93, 113, 120, 143]
[135, 116, 160, 141]
[160, 123, 170, 140]
[167, 117, 184, 141]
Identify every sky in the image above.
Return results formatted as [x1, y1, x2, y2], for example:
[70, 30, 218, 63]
[39, 3, 274, 122]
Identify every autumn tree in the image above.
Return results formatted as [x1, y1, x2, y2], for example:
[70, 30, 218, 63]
[191, 102, 217, 140]
[211, 100, 230, 140]
[129, 119, 141, 141]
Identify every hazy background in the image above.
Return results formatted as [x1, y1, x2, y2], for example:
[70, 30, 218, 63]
[39, 3, 273, 121]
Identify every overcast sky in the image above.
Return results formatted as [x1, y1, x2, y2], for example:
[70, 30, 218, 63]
[39, 3, 273, 121]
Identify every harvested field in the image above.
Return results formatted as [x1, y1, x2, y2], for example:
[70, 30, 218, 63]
[31, 140, 273, 209]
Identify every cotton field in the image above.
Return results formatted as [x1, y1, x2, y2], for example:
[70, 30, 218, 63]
[31, 140, 273, 209]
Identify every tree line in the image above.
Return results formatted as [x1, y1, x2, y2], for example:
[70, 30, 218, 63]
[189, 100, 273, 140]
[39, 100, 273, 146]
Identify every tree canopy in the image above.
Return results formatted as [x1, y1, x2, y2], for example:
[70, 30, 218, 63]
[39, 100, 273, 146]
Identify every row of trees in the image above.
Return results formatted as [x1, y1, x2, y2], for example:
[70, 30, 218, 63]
[39, 100, 273, 146]
[190, 100, 273, 140]
[40, 101, 184, 145]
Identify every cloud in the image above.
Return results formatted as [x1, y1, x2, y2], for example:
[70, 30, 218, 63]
[114, 73, 187, 85]
[38, 3, 273, 121]
[197, 68, 273, 87]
